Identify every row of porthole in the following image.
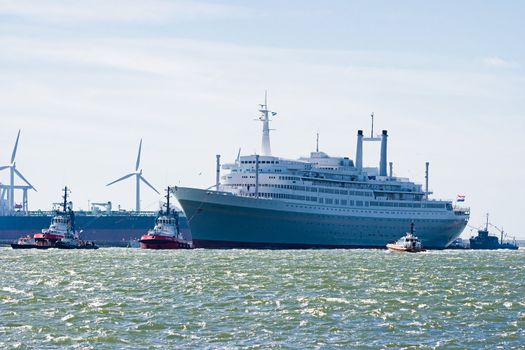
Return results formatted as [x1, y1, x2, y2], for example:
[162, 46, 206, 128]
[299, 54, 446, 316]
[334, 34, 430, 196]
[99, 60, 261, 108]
[283, 204, 447, 217]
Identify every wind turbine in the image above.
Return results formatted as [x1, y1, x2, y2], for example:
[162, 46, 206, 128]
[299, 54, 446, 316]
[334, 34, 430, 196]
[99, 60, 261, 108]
[0, 130, 37, 211]
[106, 139, 159, 211]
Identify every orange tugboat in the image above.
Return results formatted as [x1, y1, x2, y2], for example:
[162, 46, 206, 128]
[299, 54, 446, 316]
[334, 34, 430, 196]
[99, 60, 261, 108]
[386, 223, 426, 253]
[139, 187, 193, 249]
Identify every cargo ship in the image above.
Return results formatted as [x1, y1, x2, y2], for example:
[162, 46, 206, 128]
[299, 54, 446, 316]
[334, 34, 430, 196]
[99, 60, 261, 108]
[173, 96, 470, 249]
[0, 132, 190, 245]
[1, 207, 150, 244]
[0, 204, 191, 245]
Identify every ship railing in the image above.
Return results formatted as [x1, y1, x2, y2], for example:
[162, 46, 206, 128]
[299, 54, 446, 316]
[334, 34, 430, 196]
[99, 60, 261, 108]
[12, 210, 159, 217]
[453, 206, 470, 215]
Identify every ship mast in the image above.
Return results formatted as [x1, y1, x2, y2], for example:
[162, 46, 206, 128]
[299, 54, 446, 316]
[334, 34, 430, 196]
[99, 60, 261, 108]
[258, 91, 277, 156]
[165, 186, 170, 215]
[370, 113, 374, 138]
[62, 186, 69, 213]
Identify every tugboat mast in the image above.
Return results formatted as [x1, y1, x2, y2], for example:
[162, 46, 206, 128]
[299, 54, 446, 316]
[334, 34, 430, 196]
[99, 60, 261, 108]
[62, 186, 69, 213]
[165, 186, 170, 216]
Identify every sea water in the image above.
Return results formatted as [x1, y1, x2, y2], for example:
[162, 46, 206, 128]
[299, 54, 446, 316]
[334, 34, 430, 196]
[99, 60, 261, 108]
[1, 248, 524, 349]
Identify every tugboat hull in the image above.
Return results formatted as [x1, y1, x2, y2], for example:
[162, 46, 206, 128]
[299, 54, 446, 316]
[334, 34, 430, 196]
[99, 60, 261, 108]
[139, 235, 192, 249]
[55, 241, 99, 249]
[386, 243, 425, 253]
[10, 243, 51, 249]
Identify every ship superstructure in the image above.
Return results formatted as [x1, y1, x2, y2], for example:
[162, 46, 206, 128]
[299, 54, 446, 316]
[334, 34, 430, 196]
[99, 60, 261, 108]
[173, 95, 470, 249]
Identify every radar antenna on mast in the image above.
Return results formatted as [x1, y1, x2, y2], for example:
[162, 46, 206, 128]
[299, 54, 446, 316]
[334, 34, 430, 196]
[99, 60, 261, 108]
[370, 112, 374, 138]
[62, 186, 70, 212]
[257, 90, 277, 156]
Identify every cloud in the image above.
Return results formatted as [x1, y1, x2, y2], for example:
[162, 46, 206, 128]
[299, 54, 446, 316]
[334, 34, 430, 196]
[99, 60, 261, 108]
[481, 56, 519, 69]
[0, 0, 250, 23]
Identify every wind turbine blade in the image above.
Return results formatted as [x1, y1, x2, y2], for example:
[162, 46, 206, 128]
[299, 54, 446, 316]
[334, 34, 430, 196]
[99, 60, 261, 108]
[140, 176, 160, 194]
[106, 173, 135, 186]
[135, 139, 142, 171]
[0, 165, 10, 171]
[11, 130, 21, 163]
[13, 168, 37, 191]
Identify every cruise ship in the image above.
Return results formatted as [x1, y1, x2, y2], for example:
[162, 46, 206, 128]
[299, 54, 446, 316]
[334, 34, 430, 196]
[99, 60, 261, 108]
[173, 96, 470, 249]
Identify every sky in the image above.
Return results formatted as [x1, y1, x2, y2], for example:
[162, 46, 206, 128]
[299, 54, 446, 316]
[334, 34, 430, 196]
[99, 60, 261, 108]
[0, 0, 524, 238]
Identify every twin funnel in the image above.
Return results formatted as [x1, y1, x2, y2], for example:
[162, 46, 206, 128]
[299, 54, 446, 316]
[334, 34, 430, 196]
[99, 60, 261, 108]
[355, 129, 388, 175]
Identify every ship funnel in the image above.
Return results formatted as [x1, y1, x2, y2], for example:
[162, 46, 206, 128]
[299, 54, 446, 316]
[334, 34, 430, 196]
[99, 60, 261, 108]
[379, 130, 388, 176]
[215, 154, 221, 191]
[356, 130, 363, 171]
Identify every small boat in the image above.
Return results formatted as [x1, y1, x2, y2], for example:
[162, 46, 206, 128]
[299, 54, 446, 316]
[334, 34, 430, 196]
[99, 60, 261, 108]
[10, 235, 51, 249]
[387, 223, 426, 253]
[139, 187, 193, 249]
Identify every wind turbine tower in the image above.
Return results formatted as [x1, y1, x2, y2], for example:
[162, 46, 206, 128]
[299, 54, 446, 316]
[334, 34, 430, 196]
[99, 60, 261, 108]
[106, 139, 159, 211]
[0, 130, 37, 212]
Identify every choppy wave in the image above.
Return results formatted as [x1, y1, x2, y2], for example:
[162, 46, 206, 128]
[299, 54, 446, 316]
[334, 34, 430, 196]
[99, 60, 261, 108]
[0, 248, 524, 349]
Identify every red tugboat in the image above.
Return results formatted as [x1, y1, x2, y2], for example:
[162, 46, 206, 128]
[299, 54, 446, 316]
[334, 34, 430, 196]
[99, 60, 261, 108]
[10, 235, 52, 249]
[11, 187, 98, 249]
[139, 187, 193, 249]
